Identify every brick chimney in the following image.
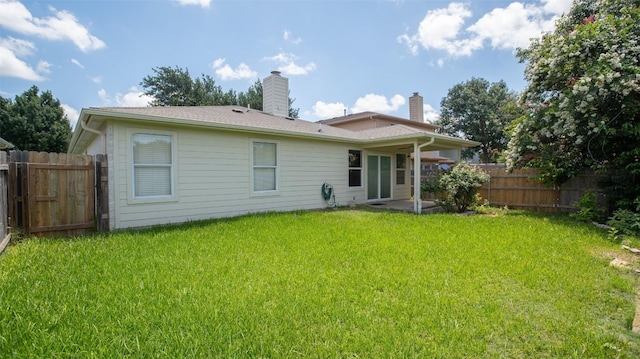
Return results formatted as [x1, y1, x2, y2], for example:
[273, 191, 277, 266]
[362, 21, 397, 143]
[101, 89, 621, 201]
[409, 92, 424, 122]
[263, 71, 289, 117]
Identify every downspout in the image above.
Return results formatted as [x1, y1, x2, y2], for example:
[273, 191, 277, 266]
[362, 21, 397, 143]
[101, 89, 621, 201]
[414, 136, 435, 214]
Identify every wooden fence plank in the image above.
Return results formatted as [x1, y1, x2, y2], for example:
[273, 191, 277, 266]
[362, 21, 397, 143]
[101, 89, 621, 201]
[477, 164, 605, 213]
[7, 151, 100, 238]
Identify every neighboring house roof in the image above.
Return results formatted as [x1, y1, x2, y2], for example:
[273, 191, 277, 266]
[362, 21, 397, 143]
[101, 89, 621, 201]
[318, 111, 440, 132]
[410, 152, 457, 164]
[69, 106, 478, 154]
[0, 136, 14, 150]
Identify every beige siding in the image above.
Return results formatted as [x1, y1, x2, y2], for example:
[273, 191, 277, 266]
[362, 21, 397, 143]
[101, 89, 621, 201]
[110, 122, 373, 229]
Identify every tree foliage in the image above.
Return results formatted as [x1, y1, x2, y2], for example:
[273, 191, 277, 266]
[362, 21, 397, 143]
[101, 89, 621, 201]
[437, 78, 523, 163]
[0, 86, 71, 152]
[140, 66, 299, 118]
[506, 0, 640, 208]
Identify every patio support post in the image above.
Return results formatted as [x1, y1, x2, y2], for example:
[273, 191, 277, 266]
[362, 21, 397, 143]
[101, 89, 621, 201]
[414, 137, 435, 214]
[413, 141, 421, 214]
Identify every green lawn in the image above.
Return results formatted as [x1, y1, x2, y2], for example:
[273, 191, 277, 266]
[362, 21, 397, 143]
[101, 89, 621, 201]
[1, 210, 639, 358]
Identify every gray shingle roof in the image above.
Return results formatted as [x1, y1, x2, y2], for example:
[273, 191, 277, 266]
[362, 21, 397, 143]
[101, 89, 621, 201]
[69, 105, 479, 153]
[90, 106, 355, 139]
[318, 111, 440, 131]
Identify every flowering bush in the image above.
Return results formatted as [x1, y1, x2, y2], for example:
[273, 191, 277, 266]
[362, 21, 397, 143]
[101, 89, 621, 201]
[506, 0, 640, 208]
[435, 162, 490, 213]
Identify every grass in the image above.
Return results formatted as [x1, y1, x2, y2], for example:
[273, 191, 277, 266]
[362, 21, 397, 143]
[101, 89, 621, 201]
[1, 209, 639, 358]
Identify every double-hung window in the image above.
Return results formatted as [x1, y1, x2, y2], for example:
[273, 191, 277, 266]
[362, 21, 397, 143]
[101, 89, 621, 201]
[132, 133, 173, 198]
[396, 154, 406, 185]
[252, 141, 278, 193]
[348, 150, 362, 187]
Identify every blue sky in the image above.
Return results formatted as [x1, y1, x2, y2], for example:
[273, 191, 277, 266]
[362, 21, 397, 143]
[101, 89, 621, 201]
[0, 0, 572, 129]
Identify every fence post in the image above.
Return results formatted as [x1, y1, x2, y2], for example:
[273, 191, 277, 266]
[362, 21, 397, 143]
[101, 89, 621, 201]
[0, 152, 9, 253]
[95, 154, 109, 232]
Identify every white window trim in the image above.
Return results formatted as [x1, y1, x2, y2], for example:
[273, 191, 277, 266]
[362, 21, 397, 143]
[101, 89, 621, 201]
[348, 149, 363, 189]
[126, 128, 178, 204]
[250, 139, 280, 196]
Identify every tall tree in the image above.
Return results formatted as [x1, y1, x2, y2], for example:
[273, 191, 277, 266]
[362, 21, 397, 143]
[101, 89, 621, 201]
[437, 78, 523, 163]
[0, 86, 71, 152]
[141, 66, 300, 118]
[506, 0, 640, 208]
[140, 66, 229, 106]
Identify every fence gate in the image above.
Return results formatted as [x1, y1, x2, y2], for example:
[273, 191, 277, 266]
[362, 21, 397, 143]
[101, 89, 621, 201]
[9, 151, 95, 237]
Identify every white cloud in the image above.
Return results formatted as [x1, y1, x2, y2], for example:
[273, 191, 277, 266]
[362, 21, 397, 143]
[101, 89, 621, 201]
[98, 89, 108, 101]
[61, 103, 79, 129]
[397, 33, 419, 56]
[468, 2, 556, 50]
[398, 3, 479, 57]
[264, 52, 316, 75]
[0, 1, 105, 52]
[312, 101, 347, 119]
[211, 58, 257, 80]
[90, 75, 102, 84]
[36, 60, 52, 73]
[0, 37, 44, 80]
[283, 30, 302, 44]
[427, 58, 445, 68]
[71, 58, 84, 68]
[0, 36, 36, 57]
[116, 87, 153, 107]
[98, 87, 153, 107]
[212, 58, 225, 68]
[541, 0, 573, 15]
[398, 0, 572, 57]
[351, 94, 405, 114]
[422, 103, 439, 123]
[174, 0, 211, 8]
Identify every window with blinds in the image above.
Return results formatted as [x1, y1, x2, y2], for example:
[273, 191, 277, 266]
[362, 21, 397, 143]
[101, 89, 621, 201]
[132, 134, 173, 198]
[252, 141, 278, 192]
[348, 149, 362, 187]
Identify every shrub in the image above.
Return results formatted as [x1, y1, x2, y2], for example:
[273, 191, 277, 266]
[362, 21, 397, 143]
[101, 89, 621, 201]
[570, 191, 605, 223]
[607, 209, 640, 239]
[435, 162, 490, 213]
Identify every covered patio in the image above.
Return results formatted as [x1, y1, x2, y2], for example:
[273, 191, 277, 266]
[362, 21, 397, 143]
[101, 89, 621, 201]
[359, 129, 480, 214]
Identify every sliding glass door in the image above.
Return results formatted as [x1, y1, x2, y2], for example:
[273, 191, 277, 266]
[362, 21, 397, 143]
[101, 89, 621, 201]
[367, 155, 391, 200]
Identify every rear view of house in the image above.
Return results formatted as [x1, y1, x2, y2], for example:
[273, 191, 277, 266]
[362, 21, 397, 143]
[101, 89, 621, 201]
[68, 72, 478, 230]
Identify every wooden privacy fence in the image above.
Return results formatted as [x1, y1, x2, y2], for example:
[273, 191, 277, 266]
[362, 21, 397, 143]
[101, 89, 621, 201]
[8, 151, 109, 238]
[476, 164, 606, 212]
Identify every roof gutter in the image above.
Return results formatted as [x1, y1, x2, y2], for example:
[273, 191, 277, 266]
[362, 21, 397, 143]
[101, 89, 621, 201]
[68, 112, 105, 154]
[80, 115, 103, 137]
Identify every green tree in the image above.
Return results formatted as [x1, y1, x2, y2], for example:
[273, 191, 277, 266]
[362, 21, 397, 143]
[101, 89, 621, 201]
[506, 0, 640, 208]
[141, 66, 300, 118]
[437, 78, 523, 163]
[140, 66, 229, 106]
[0, 86, 71, 152]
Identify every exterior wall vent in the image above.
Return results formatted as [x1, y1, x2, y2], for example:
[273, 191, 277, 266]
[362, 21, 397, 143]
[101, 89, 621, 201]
[263, 70, 289, 117]
[409, 92, 424, 122]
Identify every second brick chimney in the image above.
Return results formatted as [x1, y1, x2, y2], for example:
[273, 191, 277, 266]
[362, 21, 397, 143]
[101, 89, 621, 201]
[409, 92, 424, 122]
